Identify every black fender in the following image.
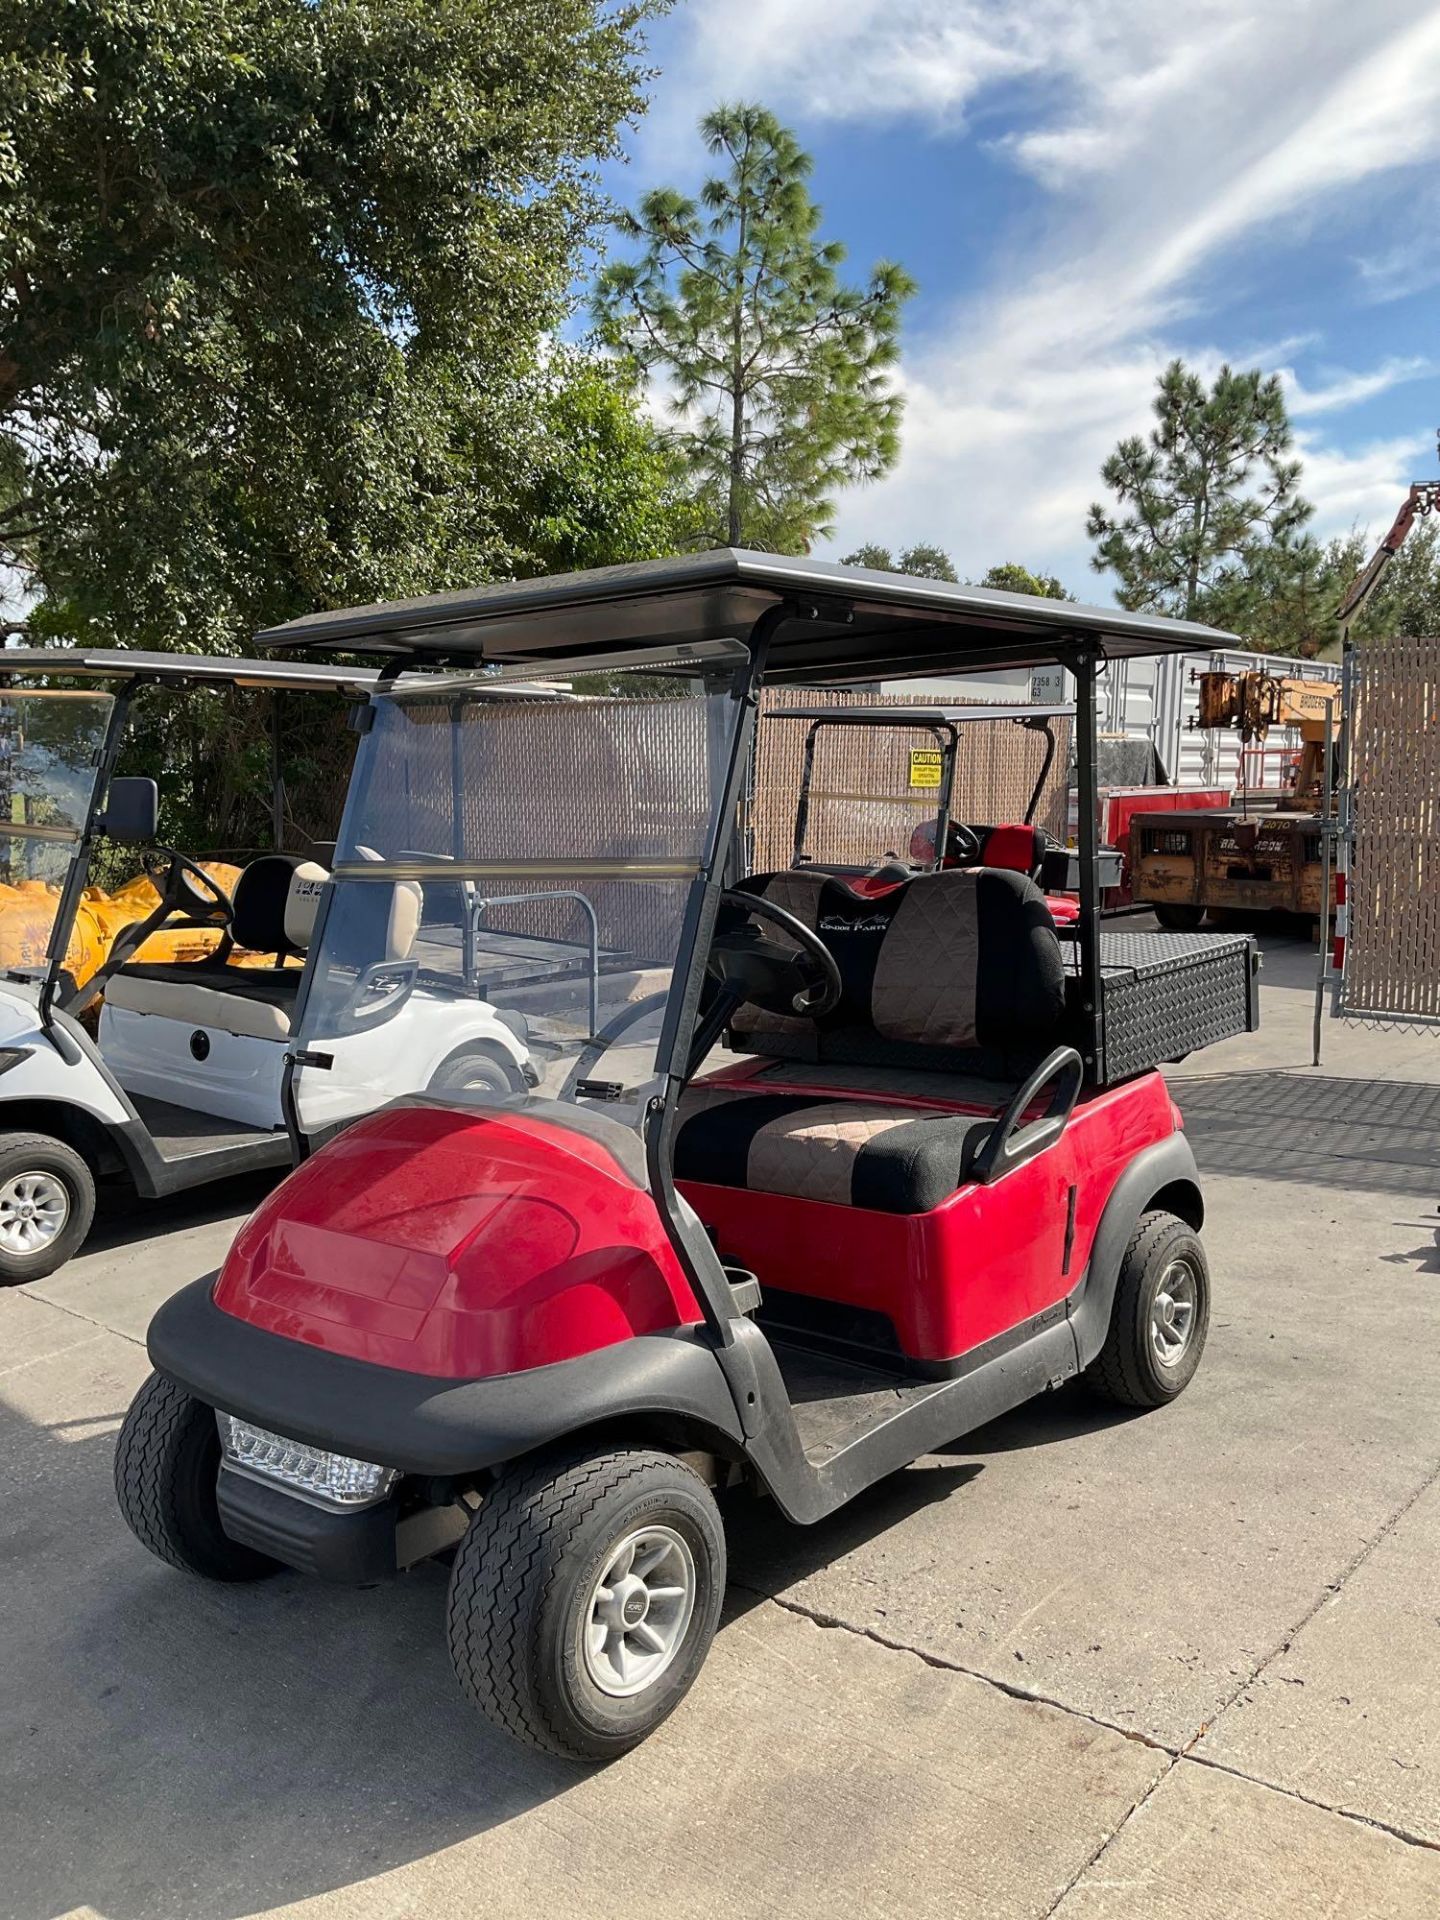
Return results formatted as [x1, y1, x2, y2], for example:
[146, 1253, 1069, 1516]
[148, 1275, 745, 1479]
[1068, 1131, 1203, 1370]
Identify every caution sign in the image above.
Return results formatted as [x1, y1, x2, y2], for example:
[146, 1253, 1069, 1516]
[908, 748, 943, 790]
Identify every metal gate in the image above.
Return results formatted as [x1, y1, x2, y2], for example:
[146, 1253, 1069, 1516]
[1336, 633, 1440, 1026]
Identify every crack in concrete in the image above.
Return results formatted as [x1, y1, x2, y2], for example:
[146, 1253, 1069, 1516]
[740, 1540, 1440, 1888]
[737, 1581, 1175, 1754]
[1180, 1447, 1440, 1756]
[15, 1286, 146, 1349]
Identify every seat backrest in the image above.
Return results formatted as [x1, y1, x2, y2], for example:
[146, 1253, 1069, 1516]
[283, 860, 329, 951]
[974, 822, 1046, 877]
[232, 854, 305, 955]
[730, 866, 1066, 1075]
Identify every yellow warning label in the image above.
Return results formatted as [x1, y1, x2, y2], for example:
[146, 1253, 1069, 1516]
[908, 748, 943, 790]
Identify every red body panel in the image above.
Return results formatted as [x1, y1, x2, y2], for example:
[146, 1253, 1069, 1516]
[212, 1105, 702, 1378]
[678, 1071, 1181, 1365]
[211, 1063, 1181, 1380]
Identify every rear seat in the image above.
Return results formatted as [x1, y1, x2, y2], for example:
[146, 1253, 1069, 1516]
[674, 866, 1067, 1213]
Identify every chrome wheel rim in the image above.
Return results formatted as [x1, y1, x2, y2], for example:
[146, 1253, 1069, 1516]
[582, 1525, 696, 1699]
[1151, 1257, 1198, 1369]
[0, 1171, 70, 1258]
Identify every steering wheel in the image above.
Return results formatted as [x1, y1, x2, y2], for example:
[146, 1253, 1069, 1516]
[909, 819, 984, 868]
[141, 847, 235, 927]
[946, 822, 984, 867]
[706, 888, 842, 1021]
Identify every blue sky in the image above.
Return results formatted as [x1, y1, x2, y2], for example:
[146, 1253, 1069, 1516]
[599, 0, 1440, 601]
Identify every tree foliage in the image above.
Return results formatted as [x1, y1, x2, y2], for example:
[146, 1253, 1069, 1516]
[1, 0, 670, 651]
[1204, 519, 1440, 658]
[594, 104, 914, 552]
[1088, 360, 1312, 621]
[842, 542, 956, 581]
[972, 562, 1073, 601]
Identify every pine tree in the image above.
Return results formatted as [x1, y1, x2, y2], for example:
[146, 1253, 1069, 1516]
[594, 105, 914, 552]
[1088, 361, 1312, 619]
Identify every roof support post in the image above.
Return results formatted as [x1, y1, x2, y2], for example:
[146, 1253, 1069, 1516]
[1068, 646, 1103, 1082]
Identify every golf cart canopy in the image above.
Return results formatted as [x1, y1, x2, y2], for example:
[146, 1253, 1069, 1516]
[0, 647, 380, 696]
[255, 551, 1236, 681]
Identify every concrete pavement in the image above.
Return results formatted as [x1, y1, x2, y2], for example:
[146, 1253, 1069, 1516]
[4, 920, 1440, 1918]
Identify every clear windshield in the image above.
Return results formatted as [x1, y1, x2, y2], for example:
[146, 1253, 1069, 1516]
[0, 691, 115, 978]
[292, 655, 747, 1139]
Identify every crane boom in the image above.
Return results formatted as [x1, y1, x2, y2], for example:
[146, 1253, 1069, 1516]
[1336, 463, 1440, 634]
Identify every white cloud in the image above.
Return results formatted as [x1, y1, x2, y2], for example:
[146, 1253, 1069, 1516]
[1283, 356, 1434, 418]
[638, 0, 1440, 601]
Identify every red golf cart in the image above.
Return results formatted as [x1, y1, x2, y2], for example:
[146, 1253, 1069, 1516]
[115, 554, 1257, 1761]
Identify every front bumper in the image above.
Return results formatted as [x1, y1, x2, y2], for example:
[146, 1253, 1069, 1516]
[218, 1469, 400, 1582]
[148, 1275, 744, 1480]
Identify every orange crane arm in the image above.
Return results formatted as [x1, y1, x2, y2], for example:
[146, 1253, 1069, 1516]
[1336, 478, 1440, 632]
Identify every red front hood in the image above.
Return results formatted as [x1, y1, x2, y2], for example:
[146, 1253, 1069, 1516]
[213, 1103, 701, 1378]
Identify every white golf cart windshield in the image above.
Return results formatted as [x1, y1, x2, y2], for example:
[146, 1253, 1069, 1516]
[0, 690, 115, 949]
[290, 649, 747, 1141]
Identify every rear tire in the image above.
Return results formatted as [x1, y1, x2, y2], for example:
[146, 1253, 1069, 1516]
[1085, 1211, 1209, 1409]
[114, 1371, 280, 1581]
[0, 1131, 96, 1284]
[447, 1447, 725, 1762]
[1153, 903, 1204, 931]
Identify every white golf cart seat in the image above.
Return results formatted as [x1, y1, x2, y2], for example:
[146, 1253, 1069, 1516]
[106, 852, 422, 1039]
[104, 855, 324, 1040]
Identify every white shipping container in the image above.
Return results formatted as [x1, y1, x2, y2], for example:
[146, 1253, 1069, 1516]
[881, 648, 1333, 797]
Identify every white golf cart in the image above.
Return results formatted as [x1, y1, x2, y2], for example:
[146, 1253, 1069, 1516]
[0, 649, 535, 1281]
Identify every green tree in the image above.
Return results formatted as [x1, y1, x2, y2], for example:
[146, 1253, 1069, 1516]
[594, 104, 915, 552]
[1088, 360, 1312, 620]
[1207, 519, 1440, 658]
[842, 542, 957, 580]
[1, 0, 665, 650]
[973, 562, 1073, 601]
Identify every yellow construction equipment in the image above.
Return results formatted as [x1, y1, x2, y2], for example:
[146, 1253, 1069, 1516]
[1195, 670, 1339, 810]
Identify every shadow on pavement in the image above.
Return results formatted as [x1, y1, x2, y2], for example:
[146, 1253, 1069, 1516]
[83, 1166, 281, 1256]
[4, 1389, 985, 1920]
[1, 1397, 577, 1920]
[1173, 1072, 1440, 1198]
[723, 1459, 983, 1613]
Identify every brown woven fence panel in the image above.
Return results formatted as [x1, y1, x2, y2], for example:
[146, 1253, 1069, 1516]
[1342, 634, 1440, 1025]
[752, 688, 1071, 873]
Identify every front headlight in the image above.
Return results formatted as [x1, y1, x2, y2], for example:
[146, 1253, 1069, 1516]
[216, 1412, 398, 1509]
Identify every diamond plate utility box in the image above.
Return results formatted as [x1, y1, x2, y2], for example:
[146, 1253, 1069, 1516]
[1068, 930, 1260, 1084]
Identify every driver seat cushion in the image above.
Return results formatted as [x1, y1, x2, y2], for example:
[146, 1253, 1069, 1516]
[673, 1085, 997, 1213]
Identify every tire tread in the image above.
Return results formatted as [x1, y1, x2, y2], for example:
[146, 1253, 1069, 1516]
[1086, 1209, 1206, 1408]
[446, 1447, 708, 1757]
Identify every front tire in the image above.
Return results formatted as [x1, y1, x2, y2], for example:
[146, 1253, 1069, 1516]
[0, 1131, 96, 1283]
[447, 1447, 725, 1762]
[114, 1372, 280, 1581]
[1085, 1211, 1210, 1409]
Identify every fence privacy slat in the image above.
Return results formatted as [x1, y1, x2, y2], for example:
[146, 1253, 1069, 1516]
[1340, 634, 1440, 1026]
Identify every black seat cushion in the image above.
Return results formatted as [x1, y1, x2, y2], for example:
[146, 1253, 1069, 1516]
[673, 1086, 998, 1214]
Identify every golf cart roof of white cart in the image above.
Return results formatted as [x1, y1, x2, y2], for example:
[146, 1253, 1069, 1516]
[0, 647, 384, 695]
[253, 550, 1238, 686]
